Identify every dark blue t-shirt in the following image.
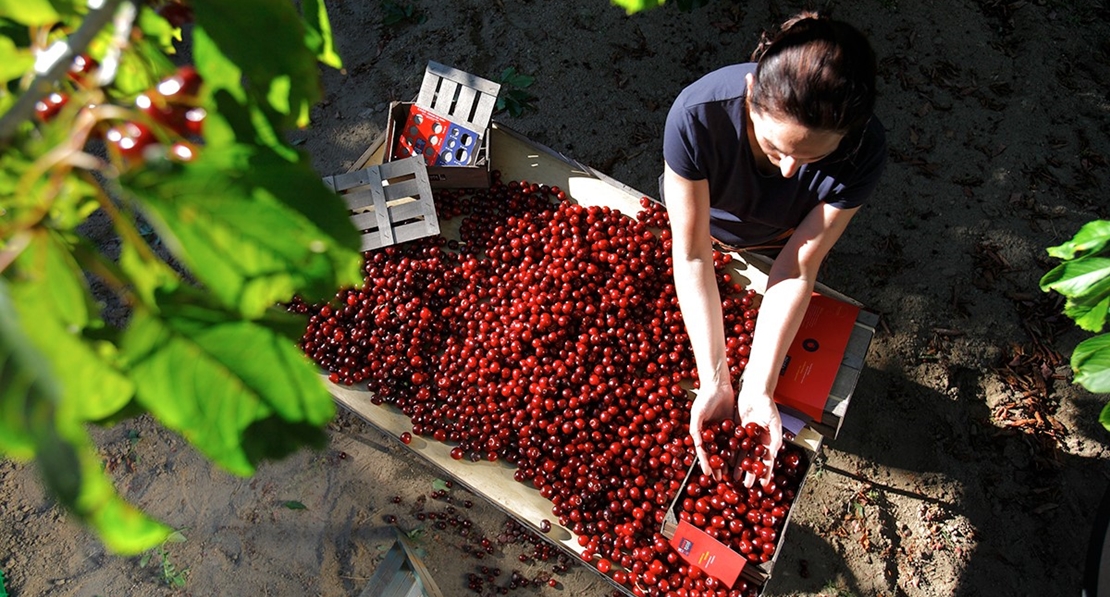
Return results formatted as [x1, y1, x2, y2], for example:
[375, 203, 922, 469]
[663, 63, 887, 246]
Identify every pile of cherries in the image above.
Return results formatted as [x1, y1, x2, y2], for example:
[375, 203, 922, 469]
[294, 174, 793, 597]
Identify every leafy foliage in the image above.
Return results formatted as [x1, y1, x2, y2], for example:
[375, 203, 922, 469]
[494, 67, 537, 118]
[0, 0, 362, 553]
[380, 0, 426, 28]
[610, 0, 712, 13]
[1040, 221, 1110, 424]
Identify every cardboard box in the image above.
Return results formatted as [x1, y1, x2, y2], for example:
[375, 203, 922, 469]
[660, 426, 824, 594]
[385, 61, 500, 189]
[385, 102, 491, 189]
[772, 294, 881, 439]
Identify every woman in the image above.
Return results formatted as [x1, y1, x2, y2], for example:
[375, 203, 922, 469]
[662, 12, 887, 488]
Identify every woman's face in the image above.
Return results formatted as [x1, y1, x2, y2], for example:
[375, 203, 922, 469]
[745, 73, 845, 178]
[749, 108, 845, 178]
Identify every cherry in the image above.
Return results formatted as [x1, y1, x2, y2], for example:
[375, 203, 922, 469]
[157, 1, 195, 27]
[400, 431, 412, 444]
[34, 92, 68, 122]
[67, 54, 98, 84]
[157, 65, 202, 100]
[105, 121, 158, 162]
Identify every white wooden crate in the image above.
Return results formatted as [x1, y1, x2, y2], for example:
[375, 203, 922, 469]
[322, 156, 439, 252]
[416, 61, 500, 131]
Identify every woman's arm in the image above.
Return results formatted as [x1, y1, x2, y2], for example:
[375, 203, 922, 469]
[738, 200, 860, 488]
[663, 163, 738, 481]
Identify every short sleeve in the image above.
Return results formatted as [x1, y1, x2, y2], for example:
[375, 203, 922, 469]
[825, 118, 887, 210]
[663, 96, 706, 181]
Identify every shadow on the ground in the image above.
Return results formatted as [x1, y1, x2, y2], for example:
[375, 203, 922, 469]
[766, 361, 1110, 597]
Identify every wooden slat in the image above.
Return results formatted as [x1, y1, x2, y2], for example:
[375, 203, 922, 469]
[328, 168, 375, 192]
[368, 167, 394, 247]
[381, 178, 425, 202]
[426, 60, 501, 97]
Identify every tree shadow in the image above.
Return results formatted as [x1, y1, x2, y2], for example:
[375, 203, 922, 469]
[766, 362, 1110, 596]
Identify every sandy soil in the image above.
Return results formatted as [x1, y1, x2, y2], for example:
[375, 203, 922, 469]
[3, 0, 1110, 596]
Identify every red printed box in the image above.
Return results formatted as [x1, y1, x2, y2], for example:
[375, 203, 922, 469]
[773, 293, 880, 439]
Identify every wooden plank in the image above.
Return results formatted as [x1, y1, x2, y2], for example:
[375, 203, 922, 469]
[329, 168, 375, 192]
[368, 167, 394, 248]
[426, 60, 501, 97]
[381, 178, 425, 202]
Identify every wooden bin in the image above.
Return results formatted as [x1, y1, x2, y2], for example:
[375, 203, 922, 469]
[326, 121, 878, 597]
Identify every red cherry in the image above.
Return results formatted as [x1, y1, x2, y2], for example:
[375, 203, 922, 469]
[157, 2, 194, 27]
[34, 92, 68, 122]
[105, 121, 158, 162]
[68, 54, 98, 84]
[157, 65, 202, 100]
[450, 447, 464, 460]
[399, 432, 412, 445]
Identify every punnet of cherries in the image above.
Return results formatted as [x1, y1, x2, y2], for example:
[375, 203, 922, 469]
[291, 173, 809, 597]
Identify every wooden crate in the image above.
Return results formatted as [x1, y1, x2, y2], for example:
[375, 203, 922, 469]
[416, 61, 500, 132]
[377, 62, 500, 189]
[358, 527, 445, 597]
[321, 156, 439, 251]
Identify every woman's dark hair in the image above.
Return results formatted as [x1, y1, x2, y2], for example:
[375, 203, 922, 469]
[749, 11, 877, 134]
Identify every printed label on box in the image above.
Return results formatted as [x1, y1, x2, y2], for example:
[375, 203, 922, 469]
[669, 519, 745, 588]
[394, 105, 482, 167]
[773, 293, 859, 420]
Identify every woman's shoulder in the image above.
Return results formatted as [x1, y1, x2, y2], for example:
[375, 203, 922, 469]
[675, 63, 757, 107]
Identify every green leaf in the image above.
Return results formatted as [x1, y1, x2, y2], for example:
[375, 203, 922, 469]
[0, 281, 170, 555]
[0, 36, 35, 83]
[121, 293, 336, 476]
[0, 0, 63, 25]
[191, 0, 322, 128]
[282, 500, 307, 510]
[8, 230, 133, 422]
[136, 5, 181, 53]
[1045, 220, 1110, 261]
[121, 144, 362, 317]
[1073, 334, 1110, 393]
[0, 280, 57, 459]
[1041, 257, 1110, 332]
[165, 530, 187, 543]
[609, 0, 665, 14]
[300, 0, 342, 69]
[432, 478, 451, 492]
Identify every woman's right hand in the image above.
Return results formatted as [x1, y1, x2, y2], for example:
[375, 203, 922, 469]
[689, 384, 737, 481]
[734, 390, 783, 490]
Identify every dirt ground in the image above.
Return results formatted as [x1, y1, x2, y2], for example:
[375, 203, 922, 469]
[3, 0, 1110, 596]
